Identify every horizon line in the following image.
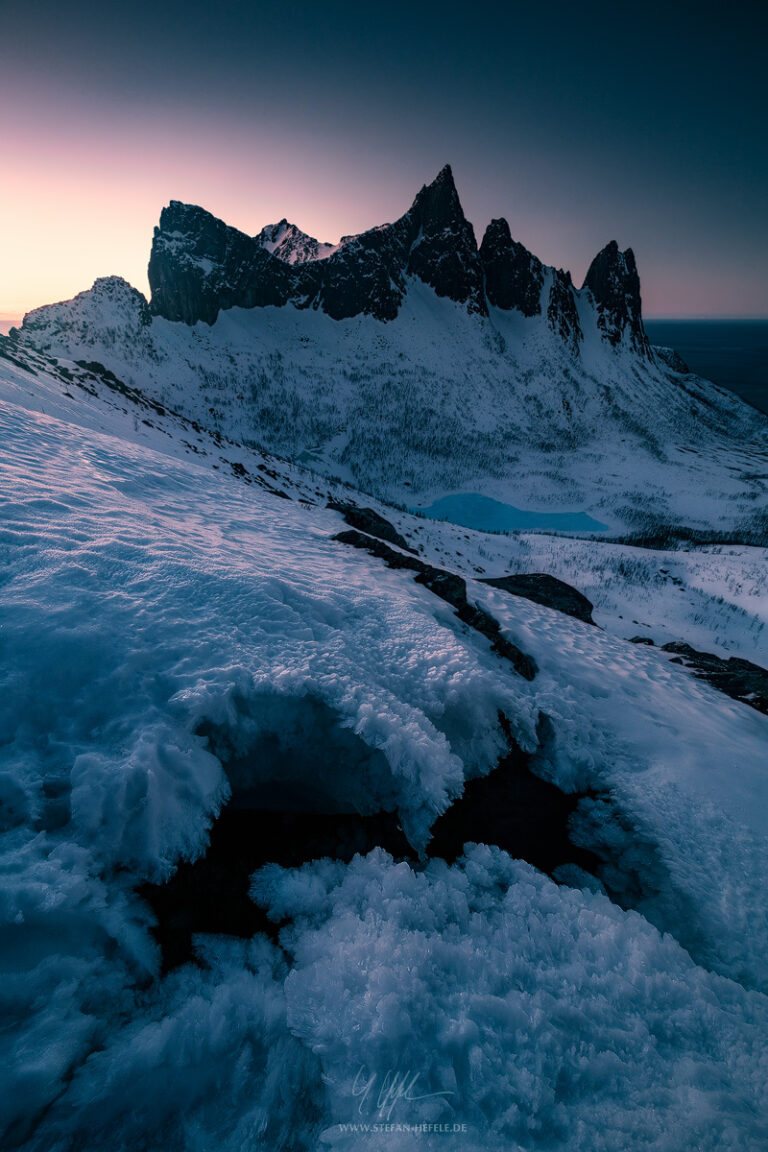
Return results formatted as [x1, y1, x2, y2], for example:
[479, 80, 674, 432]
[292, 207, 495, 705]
[4, 308, 768, 325]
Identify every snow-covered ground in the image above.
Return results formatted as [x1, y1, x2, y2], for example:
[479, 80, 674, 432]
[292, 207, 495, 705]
[2, 340, 768, 1150]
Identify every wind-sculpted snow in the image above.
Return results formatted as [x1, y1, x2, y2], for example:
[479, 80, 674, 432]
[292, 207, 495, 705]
[475, 584, 768, 990]
[252, 848, 768, 1152]
[2, 361, 768, 1149]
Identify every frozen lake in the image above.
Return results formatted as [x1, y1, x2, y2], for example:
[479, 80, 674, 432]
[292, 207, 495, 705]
[415, 492, 608, 534]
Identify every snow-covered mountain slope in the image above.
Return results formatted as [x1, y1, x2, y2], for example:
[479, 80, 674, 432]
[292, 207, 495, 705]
[256, 219, 350, 264]
[2, 337, 768, 1151]
[13, 271, 768, 541]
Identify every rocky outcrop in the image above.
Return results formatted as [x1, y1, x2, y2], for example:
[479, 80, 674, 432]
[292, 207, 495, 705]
[256, 219, 342, 264]
[19, 276, 152, 350]
[334, 529, 537, 680]
[148, 202, 295, 325]
[141, 169, 652, 363]
[479, 218, 544, 316]
[479, 219, 582, 351]
[328, 501, 415, 552]
[404, 165, 486, 315]
[548, 268, 583, 355]
[662, 641, 768, 714]
[582, 241, 650, 355]
[481, 572, 595, 624]
[654, 345, 690, 374]
[149, 166, 486, 325]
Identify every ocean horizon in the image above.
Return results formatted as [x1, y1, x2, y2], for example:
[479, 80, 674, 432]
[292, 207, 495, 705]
[645, 318, 768, 414]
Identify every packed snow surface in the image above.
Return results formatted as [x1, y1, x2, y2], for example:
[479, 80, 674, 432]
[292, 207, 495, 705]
[1, 349, 768, 1150]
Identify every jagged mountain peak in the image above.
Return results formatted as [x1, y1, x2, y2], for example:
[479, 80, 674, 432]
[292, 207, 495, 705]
[409, 164, 463, 224]
[480, 218, 543, 317]
[583, 240, 649, 355]
[256, 219, 343, 265]
[401, 165, 485, 315]
[121, 168, 652, 356]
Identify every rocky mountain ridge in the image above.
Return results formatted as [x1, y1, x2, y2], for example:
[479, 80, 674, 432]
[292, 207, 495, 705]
[146, 165, 648, 356]
[255, 219, 347, 264]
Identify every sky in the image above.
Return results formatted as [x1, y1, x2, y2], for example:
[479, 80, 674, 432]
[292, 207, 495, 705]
[1, 0, 766, 320]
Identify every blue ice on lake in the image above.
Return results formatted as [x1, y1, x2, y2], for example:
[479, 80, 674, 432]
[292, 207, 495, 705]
[415, 493, 608, 534]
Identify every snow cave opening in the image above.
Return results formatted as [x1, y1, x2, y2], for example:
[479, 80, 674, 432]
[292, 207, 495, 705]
[141, 697, 609, 973]
[140, 693, 413, 970]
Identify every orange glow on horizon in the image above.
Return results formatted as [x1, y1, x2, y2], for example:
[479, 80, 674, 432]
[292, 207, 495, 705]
[2, 93, 765, 320]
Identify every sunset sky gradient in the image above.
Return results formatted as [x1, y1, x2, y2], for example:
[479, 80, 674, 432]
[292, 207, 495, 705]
[2, 0, 766, 320]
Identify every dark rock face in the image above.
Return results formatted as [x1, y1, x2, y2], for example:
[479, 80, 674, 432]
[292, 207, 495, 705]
[479, 218, 544, 316]
[479, 219, 582, 351]
[149, 166, 486, 325]
[662, 641, 768, 714]
[328, 501, 415, 552]
[148, 202, 295, 325]
[299, 225, 406, 321]
[404, 165, 486, 315]
[653, 345, 690, 374]
[583, 241, 650, 355]
[548, 268, 583, 355]
[147, 168, 653, 365]
[481, 572, 595, 625]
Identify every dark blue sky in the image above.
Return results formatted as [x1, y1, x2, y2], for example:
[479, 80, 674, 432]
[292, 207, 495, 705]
[2, 0, 766, 316]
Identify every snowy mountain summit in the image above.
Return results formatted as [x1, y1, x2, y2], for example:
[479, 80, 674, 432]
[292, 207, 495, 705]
[255, 219, 349, 264]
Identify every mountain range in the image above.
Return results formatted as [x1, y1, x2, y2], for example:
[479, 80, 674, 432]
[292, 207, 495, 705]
[8, 165, 768, 542]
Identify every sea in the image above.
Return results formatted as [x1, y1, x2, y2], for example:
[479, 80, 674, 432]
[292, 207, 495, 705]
[645, 319, 768, 415]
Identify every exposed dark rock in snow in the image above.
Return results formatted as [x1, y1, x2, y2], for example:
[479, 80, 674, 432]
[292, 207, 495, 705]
[662, 641, 768, 714]
[548, 268, 583, 354]
[583, 240, 650, 355]
[654, 345, 691, 374]
[146, 166, 655, 353]
[328, 500, 415, 552]
[404, 164, 486, 315]
[479, 218, 544, 316]
[334, 528, 537, 680]
[148, 202, 295, 325]
[148, 165, 486, 325]
[481, 572, 595, 625]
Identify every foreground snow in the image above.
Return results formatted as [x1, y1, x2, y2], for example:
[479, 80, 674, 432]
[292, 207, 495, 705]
[2, 354, 768, 1150]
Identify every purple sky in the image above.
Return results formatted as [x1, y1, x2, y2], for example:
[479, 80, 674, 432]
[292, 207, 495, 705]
[2, 0, 766, 319]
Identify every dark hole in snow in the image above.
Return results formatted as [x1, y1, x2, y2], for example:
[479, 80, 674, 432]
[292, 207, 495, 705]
[140, 700, 606, 973]
[427, 725, 602, 877]
[141, 694, 412, 971]
[140, 806, 414, 973]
